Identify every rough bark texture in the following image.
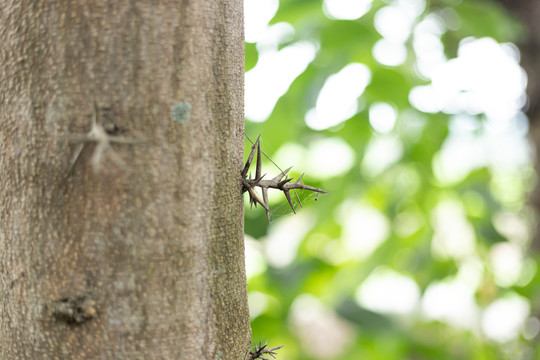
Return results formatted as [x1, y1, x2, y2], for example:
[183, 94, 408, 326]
[0, 1, 249, 359]
[498, 0, 540, 337]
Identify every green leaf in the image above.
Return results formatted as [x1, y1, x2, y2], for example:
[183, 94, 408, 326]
[245, 42, 259, 72]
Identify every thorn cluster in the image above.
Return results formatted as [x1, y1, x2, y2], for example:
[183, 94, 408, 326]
[249, 340, 283, 360]
[242, 135, 327, 222]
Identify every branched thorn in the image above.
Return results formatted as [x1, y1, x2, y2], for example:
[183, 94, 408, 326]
[249, 340, 284, 360]
[242, 135, 327, 222]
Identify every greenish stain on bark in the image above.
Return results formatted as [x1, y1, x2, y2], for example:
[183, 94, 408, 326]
[172, 102, 192, 124]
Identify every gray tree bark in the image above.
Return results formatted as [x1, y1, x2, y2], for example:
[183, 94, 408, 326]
[497, 0, 540, 249]
[497, 2, 540, 350]
[0, 1, 250, 359]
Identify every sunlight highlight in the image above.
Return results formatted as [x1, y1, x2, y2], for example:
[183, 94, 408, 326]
[248, 291, 270, 319]
[490, 242, 524, 288]
[361, 135, 403, 177]
[306, 137, 355, 178]
[246, 42, 317, 122]
[272, 138, 355, 180]
[356, 267, 420, 315]
[291, 294, 355, 358]
[372, 39, 407, 66]
[374, 0, 425, 44]
[306, 63, 371, 130]
[481, 293, 530, 343]
[338, 202, 390, 260]
[245, 236, 267, 279]
[323, 0, 372, 20]
[369, 102, 397, 134]
[244, 0, 279, 43]
[264, 212, 315, 268]
[421, 260, 483, 329]
[410, 37, 527, 119]
[413, 14, 447, 79]
[431, 200, 476, 261]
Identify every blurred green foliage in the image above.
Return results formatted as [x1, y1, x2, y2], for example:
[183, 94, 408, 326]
[244, 0, 539, 359]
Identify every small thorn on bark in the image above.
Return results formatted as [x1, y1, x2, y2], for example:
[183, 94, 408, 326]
[67, 101, 146, 173]
[50, 292, 96, 324]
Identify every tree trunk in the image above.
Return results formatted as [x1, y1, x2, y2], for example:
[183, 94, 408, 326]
[498, 0, 540, 340]
[497, 0, 540, 248]
[0, 1, 249, 359]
